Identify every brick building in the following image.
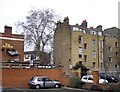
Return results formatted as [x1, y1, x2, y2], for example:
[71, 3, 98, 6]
[54, 17, 120, 78]
[0, 26, 24, 62]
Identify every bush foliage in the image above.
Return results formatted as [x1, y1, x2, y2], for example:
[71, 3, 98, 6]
[70, 77, 84, 88]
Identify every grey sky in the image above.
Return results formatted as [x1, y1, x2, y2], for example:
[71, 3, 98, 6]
[0, 0, 119, 33]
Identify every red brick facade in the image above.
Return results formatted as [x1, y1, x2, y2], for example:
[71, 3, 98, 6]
[0, 26, 24, 62]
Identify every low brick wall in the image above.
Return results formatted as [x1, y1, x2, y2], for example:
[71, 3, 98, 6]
[2, 68, 70, 88]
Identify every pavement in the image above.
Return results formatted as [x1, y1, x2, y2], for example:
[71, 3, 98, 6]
[3, 87, 100, 92]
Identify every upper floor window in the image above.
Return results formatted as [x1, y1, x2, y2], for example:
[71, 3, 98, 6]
[108, 46, 112, 51]
[109, 57, 112, 62]
[100, 51, 103, 59]
[84, 43, 87, 49]
[92, 39, 96, 48]
[115, 65, 119, 68]
[100, 62, 103, 68]
[79, 47, 83, 58]
[92, 50, 96, 58]
[115, 42, 118, 47]
[84, 55, 87, 62]
[78, 35, 83, 43]
[90, 31, 96, 35]
[93, 62, 96, 68]
[116, 52, 118, 57]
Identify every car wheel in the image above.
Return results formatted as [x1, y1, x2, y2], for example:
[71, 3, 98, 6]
[36, 85, 41, 89]
[55, 84, 60, 88]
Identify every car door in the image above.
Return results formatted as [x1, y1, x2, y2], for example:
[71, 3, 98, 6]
[44, 78, 54, 87]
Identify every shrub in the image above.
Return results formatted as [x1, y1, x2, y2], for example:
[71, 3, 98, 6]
[70, 77, 84, 88]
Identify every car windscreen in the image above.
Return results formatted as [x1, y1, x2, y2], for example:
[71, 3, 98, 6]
[30, 77, 36, 81]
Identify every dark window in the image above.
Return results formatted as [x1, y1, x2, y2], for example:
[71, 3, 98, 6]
[93, 62, 95, 67]
[109, 57, 112, 62]
[83, 77, 87, 79]
[84, 55, 87, 62]
[79, 54, 82, 58]
[108, 46, 112, 51]
[84, 43, 87, 49]
[115, 65, 118, 68]
[78, 36, 82, 43]
[88, 77, 93, 80]
[116, 52, 118, 57]
[115, 42, 118, 47]
[101, 63, 103, 68]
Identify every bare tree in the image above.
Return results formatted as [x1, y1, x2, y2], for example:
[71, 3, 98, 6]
[16, 8, 59, 65]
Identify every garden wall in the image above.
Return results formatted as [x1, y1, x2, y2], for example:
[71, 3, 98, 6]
[2, 68, 70, 88]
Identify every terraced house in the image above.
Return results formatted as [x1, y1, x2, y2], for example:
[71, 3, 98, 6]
[53, 17, 120, 78]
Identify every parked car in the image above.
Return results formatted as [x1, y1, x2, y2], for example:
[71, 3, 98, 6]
[28, 76, 61, 89]
[81, 75, 108, 84]
[99, 73, 119, 83]
[0, 86, 3, 92]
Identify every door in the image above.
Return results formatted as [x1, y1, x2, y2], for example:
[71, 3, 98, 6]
[44, 78, 54, 87]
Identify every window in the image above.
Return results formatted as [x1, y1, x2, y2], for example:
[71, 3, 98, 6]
[100, 62, 103, 68]
[78, 36, 83, 43]
[84, 43, 87, 49]
[109, 57, 112, 62]
[92, 39, 96, 48]
[88, 77, 93, 80]
[92, 50, 96, 58]
[84, 55, 87, 62]
[115, 42, 118, 47]
[79, 47, 83, 58]
[93, 62, 95, 68]
[116, 52, 118, 57]
[25, 54, 29, 59]
[115, 65, 118, 68]
[38, 78, 42, 81]
[108, 46, 112, 51]
[90, 31, 96, 35]
[79, 54, 82, 58]
[100, 51, 103, 59]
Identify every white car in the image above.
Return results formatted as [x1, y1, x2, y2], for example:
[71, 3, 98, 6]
[28, 76, 61, 89]
[81, 75, 108, 84]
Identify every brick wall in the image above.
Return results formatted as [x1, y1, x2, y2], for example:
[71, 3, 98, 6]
[2, 68, 70, 88]
[1, 26, 24, 62]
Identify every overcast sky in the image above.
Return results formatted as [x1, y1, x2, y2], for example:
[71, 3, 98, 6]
[0, 0, 119, 34]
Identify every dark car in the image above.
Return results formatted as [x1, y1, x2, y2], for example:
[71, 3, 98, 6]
[99, 73, 119, 83]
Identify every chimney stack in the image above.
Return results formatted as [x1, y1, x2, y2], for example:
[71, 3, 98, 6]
[4, 25, 12, 35]
[81, 20, 87, 28]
